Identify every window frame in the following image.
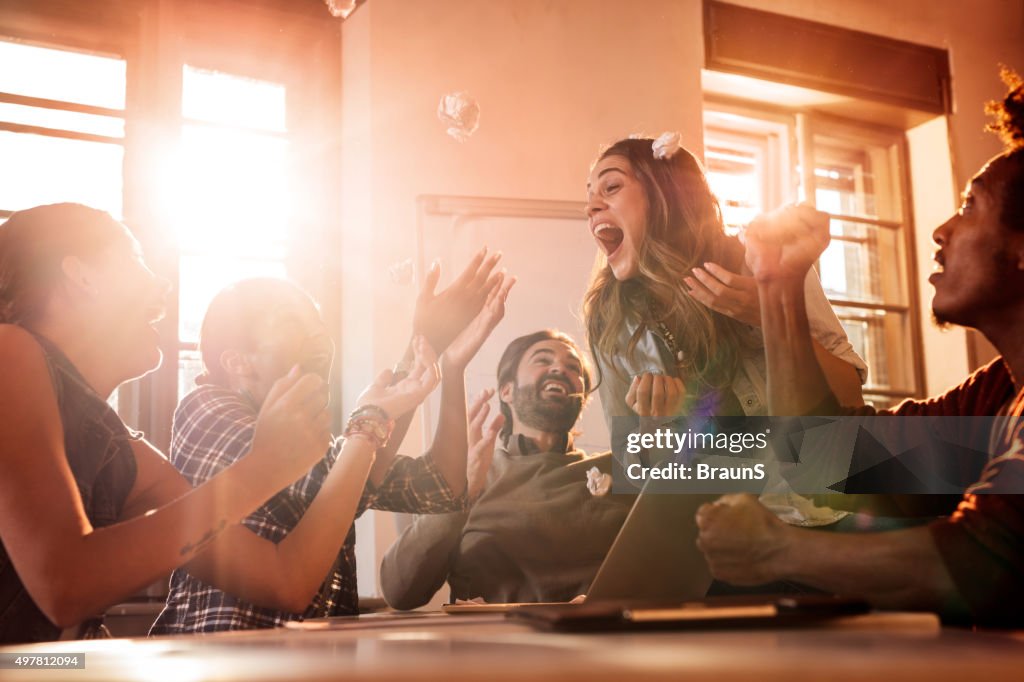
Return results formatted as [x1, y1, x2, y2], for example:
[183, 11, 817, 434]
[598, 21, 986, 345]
[0, 0, 343, 449]
[703, 99, 927, 406]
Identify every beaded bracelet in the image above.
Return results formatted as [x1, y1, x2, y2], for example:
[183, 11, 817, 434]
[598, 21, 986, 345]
[344, 405, 394, 449]
[349, 404, 391, 422]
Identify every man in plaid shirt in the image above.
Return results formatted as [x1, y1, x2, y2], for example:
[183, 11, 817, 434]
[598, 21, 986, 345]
[152, 252, 513, 633]
[150, 384, 462, 632]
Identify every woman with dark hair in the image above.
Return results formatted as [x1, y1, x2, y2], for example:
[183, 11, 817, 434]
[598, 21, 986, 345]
[582, 136, 867, 525]
[0, 203, 443, 643]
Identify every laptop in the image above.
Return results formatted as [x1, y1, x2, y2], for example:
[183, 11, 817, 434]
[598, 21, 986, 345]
[442, 480, 718, 612]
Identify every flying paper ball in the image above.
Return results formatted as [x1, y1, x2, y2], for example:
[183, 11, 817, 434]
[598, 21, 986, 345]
[387, 258, 414, 286]
[437, 91, 480, 142]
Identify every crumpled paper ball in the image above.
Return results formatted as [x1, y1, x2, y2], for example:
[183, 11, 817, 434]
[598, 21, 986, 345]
[387, 258, 414, 286]
[437, 91, 480, 142]
[652, 131, 682, 159]
[324, 0, 357, 18]
[586, 466, 612, 496]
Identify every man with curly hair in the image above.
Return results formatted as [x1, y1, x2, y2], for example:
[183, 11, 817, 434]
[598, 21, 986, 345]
[695, 68, 1024, 627]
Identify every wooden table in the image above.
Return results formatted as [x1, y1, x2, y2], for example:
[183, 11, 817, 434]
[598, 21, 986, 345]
[2, 611, 1023, 681]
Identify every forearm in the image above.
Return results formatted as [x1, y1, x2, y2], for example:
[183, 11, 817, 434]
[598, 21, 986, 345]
[37, 451, 283, 626]
[812, 341, 865, 407]
[775, 525, 960, 611]
[759, 278, 833, 415]
[187, 436, 376, 612]
[421, 362, 469, 496]
[368, 340, 421, 486]
[369, 412, 412, 487]
[380, 512, 467, 610]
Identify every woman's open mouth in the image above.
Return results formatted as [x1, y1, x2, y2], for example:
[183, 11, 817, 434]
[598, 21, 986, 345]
[593, 223, 624, 258]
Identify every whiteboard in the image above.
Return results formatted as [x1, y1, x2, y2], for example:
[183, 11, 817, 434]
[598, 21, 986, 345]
[416, 195, 611, 455]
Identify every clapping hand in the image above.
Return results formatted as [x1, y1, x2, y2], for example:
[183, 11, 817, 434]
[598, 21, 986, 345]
[251, 366, 334, 485]
[414, 248, 504, 355]
[356, 336, 441, 419]
[685, 262, 761, 326]
[465, 389, 504, 501]
[443, 274, 517, 372]
[626, 373, 686, 417]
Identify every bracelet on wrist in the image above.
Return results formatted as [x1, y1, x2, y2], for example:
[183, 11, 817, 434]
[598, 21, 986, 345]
[345, 430, 385, 450]
[350, 404, 391, 422]
[344, 405, 395, 449]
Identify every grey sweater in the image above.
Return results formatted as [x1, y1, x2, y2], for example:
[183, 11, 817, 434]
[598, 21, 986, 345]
[380, 435, 634, 609]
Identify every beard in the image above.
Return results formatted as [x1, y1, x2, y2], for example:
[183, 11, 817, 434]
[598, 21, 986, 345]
[511, 374, 583, 434]
[930, 308, 955, 329]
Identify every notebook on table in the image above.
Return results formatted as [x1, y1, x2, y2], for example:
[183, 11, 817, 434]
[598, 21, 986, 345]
[506, 594, 871, 631]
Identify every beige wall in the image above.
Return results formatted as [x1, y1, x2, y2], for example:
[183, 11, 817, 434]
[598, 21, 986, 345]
[341, 0, 1024, 597]
[341, 0, 706, 597]
[907, 116, 969, 394]
[341, 0, 704, 409]
[341, 0, 1024, 405]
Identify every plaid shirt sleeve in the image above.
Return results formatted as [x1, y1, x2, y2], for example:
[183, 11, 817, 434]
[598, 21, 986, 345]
[150, 386, 349, 635]
[167, 387, 258, 488]
[364, 452, 467, 514]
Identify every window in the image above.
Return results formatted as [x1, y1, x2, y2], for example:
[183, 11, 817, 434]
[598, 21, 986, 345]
[705, 111, 797, 232]
[165, 65, 292, 401]
[0, 39, 125, 217]
[0, 37, 127, 410]
[705, 106, 923, 407]
[0, 4, 342, 448]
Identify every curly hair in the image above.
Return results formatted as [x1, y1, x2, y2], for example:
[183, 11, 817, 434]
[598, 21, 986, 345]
[986, 66, 1024, 150]
[985, 66, 1024, 231]
[582, 138, 756, 394]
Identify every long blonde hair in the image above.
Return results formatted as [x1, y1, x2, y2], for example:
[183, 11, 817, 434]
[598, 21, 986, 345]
[582, 137, 756, 393]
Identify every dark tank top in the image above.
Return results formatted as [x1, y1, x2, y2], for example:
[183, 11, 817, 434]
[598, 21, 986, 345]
[0, 332, 138, 643]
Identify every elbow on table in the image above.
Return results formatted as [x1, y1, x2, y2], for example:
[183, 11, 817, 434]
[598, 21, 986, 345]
[33, 580, 104, 631]
[232, 574, 316, 615]
[270, 583, 318, 615]
[379, 562, 428, 611]
[381, 588, 428, 612]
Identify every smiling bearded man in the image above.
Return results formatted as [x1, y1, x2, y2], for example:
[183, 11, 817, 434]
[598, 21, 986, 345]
[380, 329, 635, 609]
